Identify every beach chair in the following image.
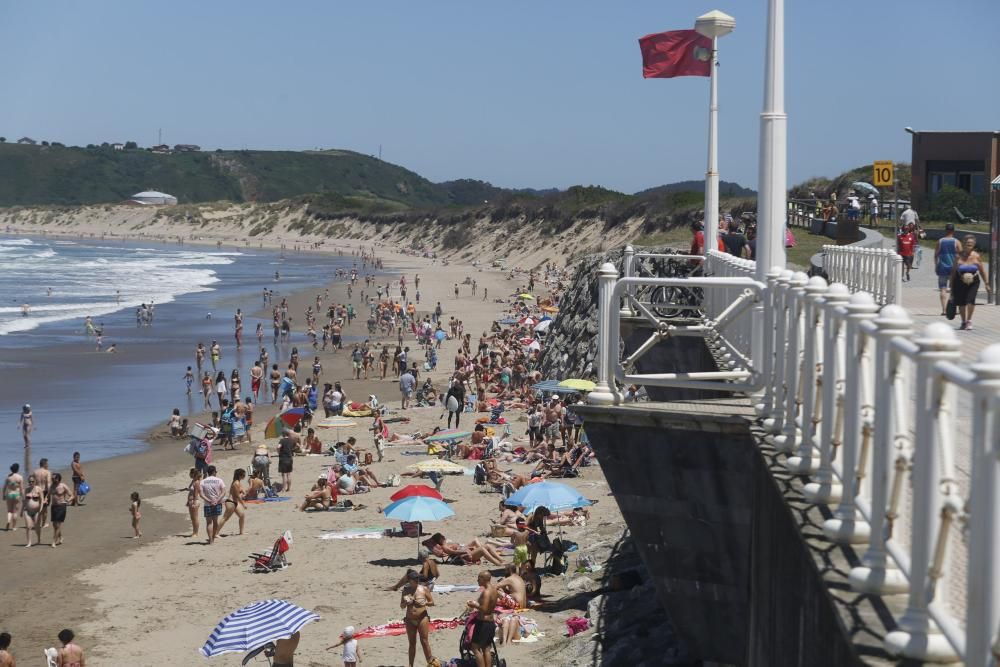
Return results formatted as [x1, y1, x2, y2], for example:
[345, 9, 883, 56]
[249, 531, 292, 573]
[242, 642, 276, 666]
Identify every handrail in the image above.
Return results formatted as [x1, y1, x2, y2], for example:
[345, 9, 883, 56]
[589, 244, 1000, 665]
[823, 244, 903, 305]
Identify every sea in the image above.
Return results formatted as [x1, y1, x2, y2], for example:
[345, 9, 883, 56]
[0, 235, 361, 469]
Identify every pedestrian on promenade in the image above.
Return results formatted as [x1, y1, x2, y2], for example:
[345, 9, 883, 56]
[934, 223, 959, 315]
[949, 235, 991, 330]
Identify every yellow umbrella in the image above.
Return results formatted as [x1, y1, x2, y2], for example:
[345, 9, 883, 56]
[558, 378, 595, 392]
[409, 459, 467, 474]
[540, 306, 559, 313]
[517, 293, 534, 300]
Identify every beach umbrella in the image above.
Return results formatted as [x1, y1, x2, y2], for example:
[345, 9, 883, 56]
[264, 408, 307, 439]
[424, 429, 472, 443]
[527, 340, 541, 352]
[850, 181, 879, 197]
[533, 319, 552, 333]
[519, 316, 536, 326]
[383, 496, 455, 522]
[409, 459, 467, 474]
[390, 484, 444, 502]
[558, 379, 595, 392]
[505, 481, 592, 513]
[435, 329, 447, 342]
[315, 415, 358, 441]
[531, 380, 582, 395]
[518, 293, 534, 300]
[199, 599, 320, 657]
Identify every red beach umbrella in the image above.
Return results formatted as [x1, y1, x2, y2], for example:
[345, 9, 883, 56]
[390, 485, 444, 502]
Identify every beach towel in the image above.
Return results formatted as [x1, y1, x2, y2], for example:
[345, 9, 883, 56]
[425, 584, 479, 594]
[353, 618, 461, 639]
[318, 528, 385, 540]
[343, 406, 374, 417]
[244, 497, 291, 504]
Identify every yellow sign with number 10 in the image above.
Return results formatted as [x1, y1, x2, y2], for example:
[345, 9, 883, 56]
[873, 161, 894, 187]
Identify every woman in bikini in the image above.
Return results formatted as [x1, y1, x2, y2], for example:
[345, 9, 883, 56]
[22, 474, 43, 547]
[217, 468, 247, 536]
[379, 345, 390, 380]
[186, 468, 202, 538]
[243, 469, 265, 500]
[4, 463, 24, 531]
[400, 570, 435, 667]
[56, 628, 85, 667]
[18, 404, 33, 449]
[230, 369, 241, 404]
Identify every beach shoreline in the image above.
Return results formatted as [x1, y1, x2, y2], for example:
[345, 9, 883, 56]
[3, 236, 588, 665]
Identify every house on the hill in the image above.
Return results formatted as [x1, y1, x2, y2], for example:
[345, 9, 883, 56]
[17, 137, 37, 145]
[111, 143, 125, 151]
[151, 144, 171, 154]
[173, 144, 200, 152]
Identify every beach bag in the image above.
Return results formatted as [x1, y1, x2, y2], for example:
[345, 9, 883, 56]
[77, 481, 91, 496]
[530, 532, 551, 552]
[386, 474, 401, 487]
[946, 299, 957, 320]
[473, 463, 487, 485]
[401, 521, 421, 538]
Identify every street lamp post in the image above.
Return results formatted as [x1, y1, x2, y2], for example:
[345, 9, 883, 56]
[696, 10, 736, 259]
[755, 0, 787, 282]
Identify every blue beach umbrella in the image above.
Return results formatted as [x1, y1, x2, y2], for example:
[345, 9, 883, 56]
[424, 429, 472, 443]
[382, 496, 455, 522]
[199, 599, 320, 657]
[505, 481, 592, 513]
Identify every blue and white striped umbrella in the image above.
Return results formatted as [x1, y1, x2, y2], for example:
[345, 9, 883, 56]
[200, 599, 320, 657]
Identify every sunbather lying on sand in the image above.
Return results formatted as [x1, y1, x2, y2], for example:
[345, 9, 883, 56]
[419, 532, 505, 566]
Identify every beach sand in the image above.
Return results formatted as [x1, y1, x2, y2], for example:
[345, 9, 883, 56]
[1, 239, 621, 666]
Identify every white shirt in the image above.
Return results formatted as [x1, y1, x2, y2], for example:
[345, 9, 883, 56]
[900, 209, 919, 226]
[848, 196, 860, 210]
[870, 199, 879, 212]
[342, 639, 358, 662]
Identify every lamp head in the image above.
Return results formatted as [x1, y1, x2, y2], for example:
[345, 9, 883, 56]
[695, 10, 736, 39]
[904, 127, 916, 135]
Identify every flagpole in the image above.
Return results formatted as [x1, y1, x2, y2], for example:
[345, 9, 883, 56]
[695, 10, 735, 259]
[704, 35, 720, 258]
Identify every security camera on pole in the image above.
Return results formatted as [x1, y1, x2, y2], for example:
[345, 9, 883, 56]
[695, 10, 736, 258]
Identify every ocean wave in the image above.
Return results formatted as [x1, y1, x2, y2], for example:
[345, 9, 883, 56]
[0, 238, 36, 246]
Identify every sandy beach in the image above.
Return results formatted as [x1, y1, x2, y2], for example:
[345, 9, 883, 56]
[1, 232, 623, 666]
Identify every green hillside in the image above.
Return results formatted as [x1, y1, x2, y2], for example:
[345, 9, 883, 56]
[0, 143, 450, 208]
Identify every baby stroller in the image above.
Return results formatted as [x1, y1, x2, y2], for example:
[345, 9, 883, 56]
[249, 530, 292, 573]
[458, 615, 507, 667]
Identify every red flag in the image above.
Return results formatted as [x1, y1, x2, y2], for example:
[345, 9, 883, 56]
[639, 29, 712, 79]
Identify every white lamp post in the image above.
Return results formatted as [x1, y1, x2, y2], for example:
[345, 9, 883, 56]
[695, 9, 736, 258]
[755, 0, 787, 281]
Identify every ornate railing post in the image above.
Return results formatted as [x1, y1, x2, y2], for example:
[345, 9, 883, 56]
[891, 253, 904, 306]
[849, 304, 913, 594]
[963, 344, 1000, 666]
[823, 291, 879, 544]
[884, 323, 961, 663]
[786, 275, 828, 473]
[621, 245, 636, 317]
[803, 283, 851, 504]
[754, 267, 784, 418]
[763, 270, 795, 435]
[774, 271, 809, 452]
[588, 262, 620, 406]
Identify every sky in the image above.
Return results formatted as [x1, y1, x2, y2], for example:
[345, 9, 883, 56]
[0, 1, 997, 194]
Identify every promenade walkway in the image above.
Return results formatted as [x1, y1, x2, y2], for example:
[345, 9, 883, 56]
[897, 245, 997, 362]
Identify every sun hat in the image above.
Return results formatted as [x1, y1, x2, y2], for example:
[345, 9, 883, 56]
[343, 626, 355, 639]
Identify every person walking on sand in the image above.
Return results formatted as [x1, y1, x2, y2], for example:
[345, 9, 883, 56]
[49, 473, 73, 547]
[195, 342, 206, 374]
[467, 571, 498, 667]
[17, 405, 33, 450]
[399, 366, 415, 410]
[217, 468, 247, 536]
[278, 430, 295, 492]
[201, 372, 213, 409]
[55, 628, 85, 667]
[199, 466, 226, 545]
[400, 570, 435, 667]
[129, 492, 142, 538]
[210, 340, 221, 371]
[326, 626, 362, 667]
[70, 452, 85, 506]
[4, 464, 24, 531]
[21, 474, 43, 547]
[234, 309, 244, 349]
[186, 468, 202, 538]
[34, 459, 52, 528]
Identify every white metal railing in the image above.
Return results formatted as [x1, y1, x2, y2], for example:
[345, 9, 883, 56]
[590, 245, 1000, 665]
[823, 244, 903, 305]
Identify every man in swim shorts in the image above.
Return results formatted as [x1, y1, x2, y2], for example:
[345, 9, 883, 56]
[466, 571, 498, 667]
[199, 466, 226, 545]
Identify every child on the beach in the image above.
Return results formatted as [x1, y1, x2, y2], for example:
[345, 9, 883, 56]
[129, 491, 142, 538]
[184, 366, 194, 395]
[326, 625, 361, 666]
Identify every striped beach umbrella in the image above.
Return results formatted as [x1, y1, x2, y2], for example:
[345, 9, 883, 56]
[199, 599, 320, 657]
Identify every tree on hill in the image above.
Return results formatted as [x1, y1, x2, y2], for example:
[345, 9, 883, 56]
[0, 137, 5, 143]
[125, 141, 138, 150]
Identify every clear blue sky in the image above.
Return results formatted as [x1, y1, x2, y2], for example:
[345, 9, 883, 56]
[0, 1, 996, 193]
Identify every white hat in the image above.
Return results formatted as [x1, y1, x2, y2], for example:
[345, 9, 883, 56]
[343, 626, 355, 639]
